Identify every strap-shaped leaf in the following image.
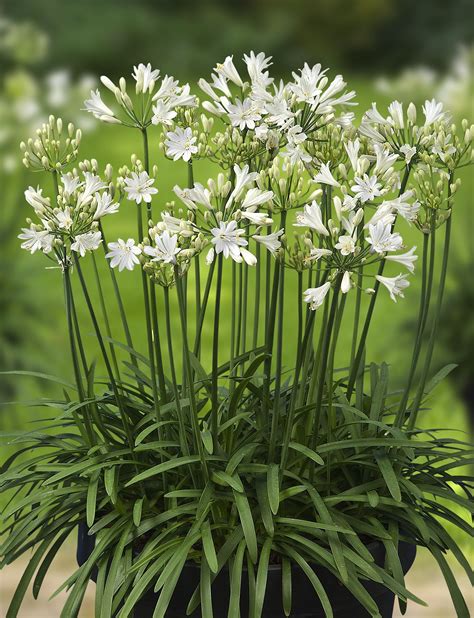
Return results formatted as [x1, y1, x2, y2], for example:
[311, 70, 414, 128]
[281, 557, 292, 617]
[288, 442, 324, 465]
[267, 463, 280, 515]
[233, 489, 258, 563]
[283, 545, 333, 618]
[255, 537, 272, 618]
[202, 521, 218, 574]
[376, 453, 402, 502]
[228, 540, 246, 618]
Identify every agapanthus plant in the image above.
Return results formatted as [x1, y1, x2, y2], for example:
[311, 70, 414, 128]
[1, 55, 473, 618]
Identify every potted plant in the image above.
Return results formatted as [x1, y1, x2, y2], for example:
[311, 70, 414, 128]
[1, 54, 472, 618]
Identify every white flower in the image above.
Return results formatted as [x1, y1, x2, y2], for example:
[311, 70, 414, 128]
[124, 171, 158, 204]
[367, 221, 403, 254]
[132, 63, 160, 94]
[400, 144, 416, 164]
[243, 51, 273, 87]
[71, 231, 102, 257]
[78, 173, 107, 207]
[242, 212, 273, 225]
[84, 90, 120, 124]
[144, 230, 180, 264]
[55, 207, 74, 230]
[294, 201, 329, 236]
[151, 100, 177, 126]
[386, 247, 418, 273]
[376, 273, 410, 302]
[388, 100, 404, 129]
[283, 143, 312, 165]
[344, 139, 360, 172]
[18, 228, 53, 254]
[159, 212, 195, 237]
[373, 144, 399, 174]
[165, 127, 198, 162]
[211, 220, 247, 261]
[241, 188, 274, 211]
[351, 174, 383, 203]
[290, 63, 325, 104]
[306, 247, 332, 262]
[227, 98, 262, 130]
[61, 174, 82, 197]
[189, 183, 213, 210]
[24, 186, 50, 212]
[225, 164, 259, 208]
[205, 248, 215, 265]
[240, 247, 257, 266]
[423, 99, 444, 126]
[335, 235, 356, 256]
[313, 163, 340, 188]
[173, 185, 197, 210]
[389, 191, 420, 222]
[215, 56, 243, 87]
[253, 229, 284, 254]
[94, 192, 120, 219]
[303, 282, 331, 310]
[341, 271, 352, 294]
[106, 238, 141, 271]
[170, 83, 197, 108]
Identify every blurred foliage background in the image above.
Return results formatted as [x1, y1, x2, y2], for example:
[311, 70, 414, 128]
[0, 1, 472, 615]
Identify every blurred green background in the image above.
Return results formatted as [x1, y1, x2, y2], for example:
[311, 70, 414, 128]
[0, 1, 472, 616]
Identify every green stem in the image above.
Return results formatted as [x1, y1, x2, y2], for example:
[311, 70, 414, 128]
[252, 242, 261, 349]
[163, 286, 189, 456]
[346, 165, 412, 398]
[91, 252, 121, 382]
[269, 252, 285, 461]
[211, 254, 224, 447]
[99, 222, 141, 391]
[175, 267, 209, 481]
[63, 268, 92, 445]
[75, 259, 135, 451]
[310, 275, 342, 455]
[395, 228, 433, 426]
[408, 210, 452, 430]
[192, 260, 216, 357]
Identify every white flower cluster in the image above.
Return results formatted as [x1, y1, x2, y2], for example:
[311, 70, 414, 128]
[20, 54, 474, 312]
[19, 163, 120, 266]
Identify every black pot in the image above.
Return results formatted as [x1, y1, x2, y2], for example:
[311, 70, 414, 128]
[77, 523, 416, 617]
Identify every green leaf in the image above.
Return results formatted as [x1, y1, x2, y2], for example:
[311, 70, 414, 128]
[100, 525, 132, 618]
[87, 471, 100, 527]
[425, 364, 457, 394]
[212, 470, 244, 493]
[228, 540, 246, 618]
[283, 546, 333, 618]
[255, 538, 272, 618]
[202, 521, 218, 574]
[233, 489, 258, 564]
[375, 453, 402, 502]
[6, 538, 52, 618]
[200, 559, 214, 618]
[32, 529, 71, 599]
[281, 557, 292, 617]
[125, 455, 201, 486]
[133, 498, 144, 527]
[431, 545, 470, 617]
[256, 479, 274, 537]
[289, 442, 324, 465]
[267, 464, 280, 515]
